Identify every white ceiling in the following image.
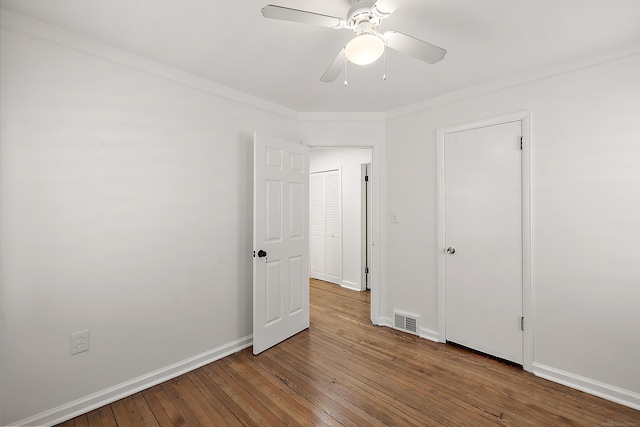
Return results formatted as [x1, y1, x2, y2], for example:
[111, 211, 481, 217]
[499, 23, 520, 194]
[1, 0, 639, 112]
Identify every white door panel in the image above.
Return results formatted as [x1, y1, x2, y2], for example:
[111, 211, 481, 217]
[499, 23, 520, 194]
[325, 237, 341, 282]
[310, 236, 325, 279]
[445, 121, 523, 364]
[309, 173, 326, 279]
[253, 133, 310, 355]
[309, 170, 342, 285]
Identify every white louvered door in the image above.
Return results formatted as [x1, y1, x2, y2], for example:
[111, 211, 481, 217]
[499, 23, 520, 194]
[310, 173, 325, 278]
[309, 170, 342, 285]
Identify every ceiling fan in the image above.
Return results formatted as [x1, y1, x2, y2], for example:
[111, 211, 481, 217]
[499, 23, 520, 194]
[261, 0, 447, 82]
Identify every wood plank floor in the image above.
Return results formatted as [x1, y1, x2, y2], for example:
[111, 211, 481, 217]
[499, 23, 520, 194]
[58, 279, 640, 426]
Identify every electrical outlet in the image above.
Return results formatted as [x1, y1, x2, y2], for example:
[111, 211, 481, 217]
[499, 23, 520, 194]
[70, 330, 90, 355]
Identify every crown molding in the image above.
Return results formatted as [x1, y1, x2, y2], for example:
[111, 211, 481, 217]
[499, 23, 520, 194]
[4, 9, 638, 123]
[299, 112, 386, 122]
[0, 9, 299, 121]
[387, 45, 640, 120]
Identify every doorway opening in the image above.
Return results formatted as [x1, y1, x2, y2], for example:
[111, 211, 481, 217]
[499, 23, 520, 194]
[309, 147, 373, 301]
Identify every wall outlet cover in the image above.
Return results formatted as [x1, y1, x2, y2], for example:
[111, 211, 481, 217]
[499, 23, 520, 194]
[70, 330, 90, 355]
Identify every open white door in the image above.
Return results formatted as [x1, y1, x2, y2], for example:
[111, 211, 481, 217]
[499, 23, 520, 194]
[253, 133, 310, 355]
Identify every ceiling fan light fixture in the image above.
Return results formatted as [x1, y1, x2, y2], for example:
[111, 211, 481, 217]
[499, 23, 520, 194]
[344, 33, 384, 65]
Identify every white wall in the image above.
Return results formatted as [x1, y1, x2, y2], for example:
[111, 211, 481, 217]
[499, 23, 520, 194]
[0, 24, 298, 425]
[384, 54, 640, 406]
[310, 148, 372, 290]
[2, 9, 638, 423]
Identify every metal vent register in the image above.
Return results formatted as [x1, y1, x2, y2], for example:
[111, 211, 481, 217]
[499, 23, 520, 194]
[394, 311, 419, 335]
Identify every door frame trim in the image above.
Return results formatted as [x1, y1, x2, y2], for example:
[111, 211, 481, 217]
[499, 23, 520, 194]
[436, 111, 532, 372]
[361, 163, 372, 291]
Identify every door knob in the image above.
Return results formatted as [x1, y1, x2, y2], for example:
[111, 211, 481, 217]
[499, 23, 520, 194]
[257, 250, 267, 258]
[446, 247, 456, 254]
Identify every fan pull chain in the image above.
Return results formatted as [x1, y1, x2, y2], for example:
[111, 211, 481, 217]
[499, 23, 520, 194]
[383, 46, 387, 81]
[344, 54, 348, 86]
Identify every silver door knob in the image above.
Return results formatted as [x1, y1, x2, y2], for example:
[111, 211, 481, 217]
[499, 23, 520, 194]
[446, 247, 456, 254]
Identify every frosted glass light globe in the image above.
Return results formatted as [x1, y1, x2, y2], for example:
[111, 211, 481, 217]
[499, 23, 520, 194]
[345, 33, 385, 65]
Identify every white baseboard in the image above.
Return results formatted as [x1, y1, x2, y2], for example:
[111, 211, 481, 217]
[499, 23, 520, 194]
[372, 323, 639, 411]
[341, 280, 362, 291]
[13, 335, 253, 427]
[377, 315, 393, 328]
[419, 327, 441, 343]
[377, 317, 441, 342]
[532, 362, 640, 411]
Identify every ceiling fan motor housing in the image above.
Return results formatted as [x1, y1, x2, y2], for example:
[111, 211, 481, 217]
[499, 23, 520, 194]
[347, 0, 381, 29]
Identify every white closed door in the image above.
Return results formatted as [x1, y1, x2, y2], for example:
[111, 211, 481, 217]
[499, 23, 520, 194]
[444, 121, 523, 364]
[253, 133, 310, 355]
[309, 170, 342, 285]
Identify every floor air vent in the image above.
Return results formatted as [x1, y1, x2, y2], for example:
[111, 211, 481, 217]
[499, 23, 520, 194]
[394, 311, 419, 335]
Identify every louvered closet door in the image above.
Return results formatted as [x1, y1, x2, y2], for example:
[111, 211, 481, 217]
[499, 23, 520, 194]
[309, 170, 342, 285]
[310, 174, 326, 279]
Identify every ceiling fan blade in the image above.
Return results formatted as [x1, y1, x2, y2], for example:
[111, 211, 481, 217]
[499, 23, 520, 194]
[321, 48, 346, 83]
[262, 5, 346, 28]
[372, 0, 404, 17]
[383, 30, 447, 64]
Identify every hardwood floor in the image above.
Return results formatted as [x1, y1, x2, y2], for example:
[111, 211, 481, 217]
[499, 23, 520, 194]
[58, 279, 639, 426]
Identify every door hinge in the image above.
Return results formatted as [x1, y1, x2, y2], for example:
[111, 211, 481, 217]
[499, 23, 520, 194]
[365, 266, 369, 274]
[520, 316, 524, 331]
[364, 175, 369, 182]
[520, 136, 523, 150]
